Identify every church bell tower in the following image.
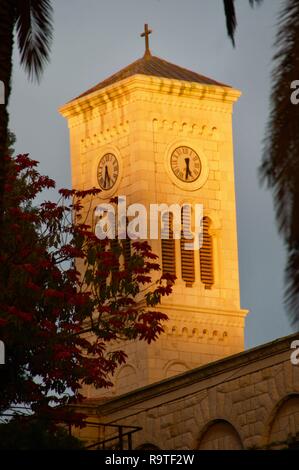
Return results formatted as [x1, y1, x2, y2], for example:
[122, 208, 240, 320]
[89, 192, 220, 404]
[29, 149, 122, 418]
[59, 25, 247, 397]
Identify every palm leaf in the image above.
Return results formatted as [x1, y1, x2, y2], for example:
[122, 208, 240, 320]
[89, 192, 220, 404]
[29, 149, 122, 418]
[223, 0, 237, 46]
[223, 0, 263, 45]
[259, 0, 299, 326]
[285, 249, 299, 329]
[15, 0, 53, 82]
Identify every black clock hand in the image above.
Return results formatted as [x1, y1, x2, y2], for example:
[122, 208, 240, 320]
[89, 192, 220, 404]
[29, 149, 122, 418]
[185, 158, 192, 180]
[104, 165, 110, 188]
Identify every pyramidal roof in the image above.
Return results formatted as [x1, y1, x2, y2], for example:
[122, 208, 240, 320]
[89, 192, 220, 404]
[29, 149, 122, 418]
[75, 52, 230, 101]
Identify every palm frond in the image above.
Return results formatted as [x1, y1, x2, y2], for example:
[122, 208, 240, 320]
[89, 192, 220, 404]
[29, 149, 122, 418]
[223, 0, 237, 46]
[260, 0, 299, 243]
[259, 0, 299, 325]
[223, 0, 264, 45]
[15, 0, 53, 82]
[284, 247, 299, 329]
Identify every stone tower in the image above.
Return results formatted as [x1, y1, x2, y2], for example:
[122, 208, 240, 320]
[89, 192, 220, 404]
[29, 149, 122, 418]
[59, 27, 247, 397]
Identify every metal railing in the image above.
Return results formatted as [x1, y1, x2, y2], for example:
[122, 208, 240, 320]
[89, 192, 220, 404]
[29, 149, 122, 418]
[0, 410, 142, 450]
[81, 420, 142, 450]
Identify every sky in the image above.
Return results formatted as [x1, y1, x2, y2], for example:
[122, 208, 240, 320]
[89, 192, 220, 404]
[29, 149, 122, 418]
[8, 0, 292, 349]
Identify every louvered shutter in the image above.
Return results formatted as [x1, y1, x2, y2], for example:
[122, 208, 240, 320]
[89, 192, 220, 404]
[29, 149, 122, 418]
[200, 217, 214, 289]
[122, 237, 131, 269]
[180, 206, 195, 287]
[161, 212, 176, 276]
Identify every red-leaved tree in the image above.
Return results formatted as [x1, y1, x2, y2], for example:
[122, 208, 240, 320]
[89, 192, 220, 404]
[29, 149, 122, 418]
[0, 154, 174, 420]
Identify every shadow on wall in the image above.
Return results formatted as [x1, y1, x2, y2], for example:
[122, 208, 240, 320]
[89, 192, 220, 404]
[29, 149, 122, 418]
[196, 394, 299, 450]
[267, 394, 299, 449]
[197, 419, 243, 450]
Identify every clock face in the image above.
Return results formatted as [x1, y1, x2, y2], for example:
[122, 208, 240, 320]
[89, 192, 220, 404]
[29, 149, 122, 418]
[170, 146, 201, 183]
[97, 153, 119, 190]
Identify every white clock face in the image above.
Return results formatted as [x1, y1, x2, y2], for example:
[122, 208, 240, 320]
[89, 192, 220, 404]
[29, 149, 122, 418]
[170, 146, 201, 183]
[97, 153, 119, 190]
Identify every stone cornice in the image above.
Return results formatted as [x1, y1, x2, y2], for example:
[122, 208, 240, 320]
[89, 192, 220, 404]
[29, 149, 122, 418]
[160, 303, 248, 319]
[59, 74, 241, 121]
[76, 332, 298, 416]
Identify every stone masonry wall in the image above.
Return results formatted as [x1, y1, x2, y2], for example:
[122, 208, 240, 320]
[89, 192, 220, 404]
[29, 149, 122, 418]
[75, 333, 299, 450]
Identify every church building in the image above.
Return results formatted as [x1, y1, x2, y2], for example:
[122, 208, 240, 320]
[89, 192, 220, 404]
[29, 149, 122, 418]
[59, 26, 299, 450]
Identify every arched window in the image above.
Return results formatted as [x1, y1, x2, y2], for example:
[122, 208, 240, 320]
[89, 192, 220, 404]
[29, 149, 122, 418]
[268, 395, 299, 449]
[161, 212, 176, 276]
[180, 205, 195, 287]
[200, 217, 214, 289]
[92, 207, 131, 284]
[198, 420, 243, 450]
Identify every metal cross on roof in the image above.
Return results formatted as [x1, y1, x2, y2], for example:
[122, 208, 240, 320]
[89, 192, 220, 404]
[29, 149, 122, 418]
[140, 24, 152, 57]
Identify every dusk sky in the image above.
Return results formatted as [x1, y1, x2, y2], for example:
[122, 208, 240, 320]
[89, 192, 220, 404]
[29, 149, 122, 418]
[8, 0, 292, 348]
